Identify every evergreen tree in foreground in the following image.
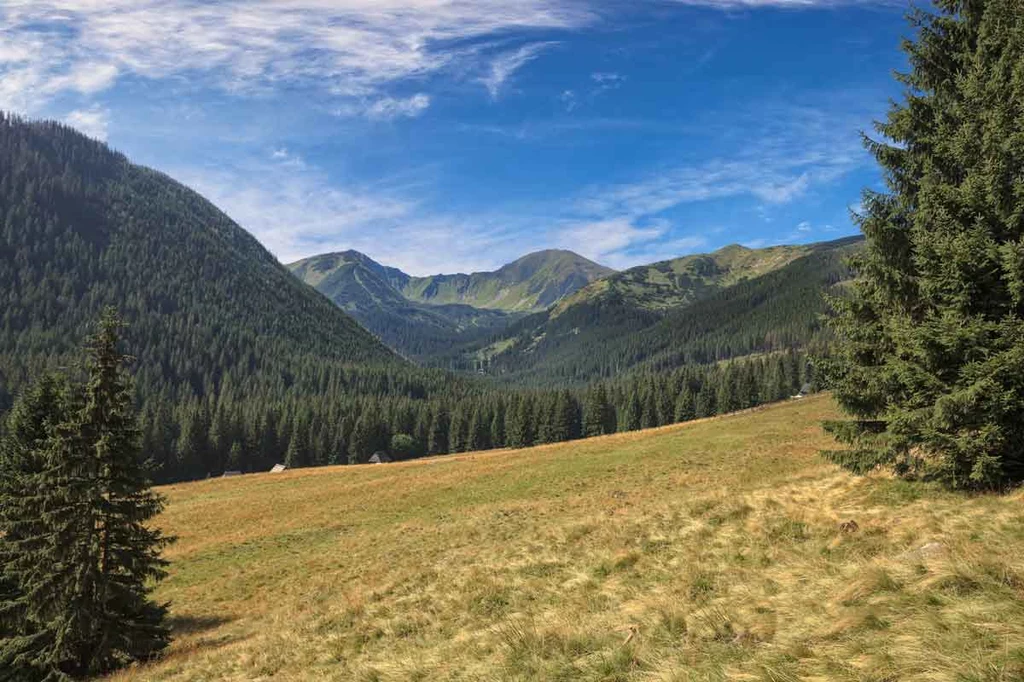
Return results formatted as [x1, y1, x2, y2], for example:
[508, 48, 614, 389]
[0, 375, 71, 680]
[0, 309, 172, 679]
[823, 0, 1024, 488]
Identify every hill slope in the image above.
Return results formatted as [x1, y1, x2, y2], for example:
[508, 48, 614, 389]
[457, 237, 863, 385]
[551, 242, 815, 315]
[287, 251, 521, 359]
[0, 114, 395, 404]
[119, 395, 1024, 682]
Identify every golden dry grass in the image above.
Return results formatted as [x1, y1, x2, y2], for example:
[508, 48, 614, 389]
[109, 395, 1024, 681]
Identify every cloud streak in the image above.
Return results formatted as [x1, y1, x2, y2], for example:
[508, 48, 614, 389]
[553, 103, 869, 265]
[666, 0, 899, 6]
[0, 1, 591, 115]
[365, 93, 432, 120]
[479, 42, 556, 99]
[171, 152, 528, 275]
[162, 96, 871, 274]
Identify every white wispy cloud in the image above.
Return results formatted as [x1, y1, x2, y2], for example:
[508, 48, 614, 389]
[0, 1, 591, 116]
[64, 105, 110, 141]
[576, 104, 865, 218]
[590, 71, 626, 93]
[556, 218, 667, 260]
[553, 218, 709, 268]
[667, 0, 898, 6]
[166, 95, 866, 275]
[606, 235, 711, 269]
[365, 93, 432, 120]
[560, 89, 578, 112]
[479, 42, 556, 99]
[550, 103, 868, 264]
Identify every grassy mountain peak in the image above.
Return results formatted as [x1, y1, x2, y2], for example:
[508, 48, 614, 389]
[288, 250, 410, 292]
[287, 249, 524, 359]
[400, 249, 615, 312]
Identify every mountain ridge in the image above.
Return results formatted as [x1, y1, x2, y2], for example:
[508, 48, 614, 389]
[402, 249, 615, 312]
[287, 248, 614, 358]
[289, 248, 615, 313]
[287, 250, 522, 359]
[551, 241, 825, 317]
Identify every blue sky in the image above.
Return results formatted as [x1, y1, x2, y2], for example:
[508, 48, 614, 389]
[2, 0, 910, 275]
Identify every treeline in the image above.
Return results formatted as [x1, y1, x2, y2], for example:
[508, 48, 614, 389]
[135, 350, 814, 481]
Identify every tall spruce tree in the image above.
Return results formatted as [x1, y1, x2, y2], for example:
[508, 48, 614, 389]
[0, 375, 71, 680]
[427, 407, 449, 456]
[0, 309, 171, 679]
[583, 384, 615, 437]
[824, 0, 1024, 488]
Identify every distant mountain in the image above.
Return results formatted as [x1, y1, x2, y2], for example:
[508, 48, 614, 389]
[400, 250, 615, 312]
[288, 251, 521, 359]
[288, 248, 613, 359]
[451, 237, 864, 385]
[552, 243, 815, 316]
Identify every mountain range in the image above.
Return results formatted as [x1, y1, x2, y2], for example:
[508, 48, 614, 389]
[290, 236, 863, 383]
[287, 249, 613, 359]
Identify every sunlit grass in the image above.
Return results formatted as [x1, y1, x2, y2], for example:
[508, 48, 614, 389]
[109, 395, 1024, 681]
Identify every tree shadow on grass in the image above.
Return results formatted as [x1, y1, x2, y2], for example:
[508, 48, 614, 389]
[168, 612, 234, 637]
[121, 613, 246, 677]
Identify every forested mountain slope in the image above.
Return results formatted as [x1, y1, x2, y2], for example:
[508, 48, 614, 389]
[0, 113, 395, 402]
[287, 251, 521, 359]
[455, 237, 863, 385]
[0, 115, 817, 484]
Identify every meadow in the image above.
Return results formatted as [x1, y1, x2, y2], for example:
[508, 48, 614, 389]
[112, 395, 1024, 681]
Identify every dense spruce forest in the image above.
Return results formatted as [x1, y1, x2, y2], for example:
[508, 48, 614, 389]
[0, 113, 824, 483]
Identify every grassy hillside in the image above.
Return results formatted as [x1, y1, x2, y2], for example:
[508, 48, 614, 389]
[551, 242, 817, 316]
[116, 395, 1024, 681]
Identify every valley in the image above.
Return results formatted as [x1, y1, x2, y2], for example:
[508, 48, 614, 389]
[3, 3, 1024, 681]
[0, 116, 842, 485]
[288, 236, 863, 385]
